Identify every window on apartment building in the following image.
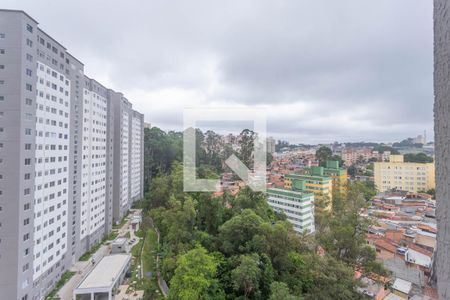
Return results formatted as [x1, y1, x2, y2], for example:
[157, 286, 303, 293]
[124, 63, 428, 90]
[26, 24, 33, 33]
[26, 54, 32, 62]
[0, 65, 4, 70]
[24, 173, 30, 180]
[0, 80, 4, 85]
[25, 83, 32, 91]
[0, 128, 3, 133]
[23, 233, 29, 241]
[24, 158, 31, 165]
[25, 98, 32, 105]
[24, 188, 30, 195]
[25, 128, 31, 135]
[0, 49, 4, 54]
[26, 39, 32, 47]
[26, 69, 32, 76]
[0, 33, 5, 39]
[24, 203, 30, 211]
[0, 96, 4, 101]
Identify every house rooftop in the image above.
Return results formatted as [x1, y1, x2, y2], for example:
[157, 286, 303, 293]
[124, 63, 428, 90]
[392, 278, 412, 295]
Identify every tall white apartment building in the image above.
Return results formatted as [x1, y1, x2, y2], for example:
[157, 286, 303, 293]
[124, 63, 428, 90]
[111, 96, 144, 223]
[0, 10, 144, 300]
[130, 110, 144, 203]
[76, 78, 110, 256]
[266, 188, 315, 234]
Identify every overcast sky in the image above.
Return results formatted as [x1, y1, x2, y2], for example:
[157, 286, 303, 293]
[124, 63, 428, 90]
[6, 1, 433, 144]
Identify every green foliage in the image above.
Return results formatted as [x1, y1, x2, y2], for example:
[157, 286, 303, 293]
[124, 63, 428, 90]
[144, 127, 183, 191]
[269, 282, 301, 300]
[144, 162, 373, 299]
[218, 209, 265, 255]
[231, 254, 262, 299]
[169, 246, 224, 300]
[372, 145, 399, 155]
[403, 152, 434, 163]
[237, 129, 255, 169]
[316, 182, 385, 278]
[302, 255, 363, 300]
[45, 271, 76, 300]
[315, 146, 332, 166]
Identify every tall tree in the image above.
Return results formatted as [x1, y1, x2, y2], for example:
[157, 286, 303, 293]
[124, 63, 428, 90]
[238, 129, 255, 169]
[218, 209, 265, 255]
[231, 254, 262, 299]
[169, 246, 223, 300]
[269, 282, 301, 300]
[315, 146, 332, 166]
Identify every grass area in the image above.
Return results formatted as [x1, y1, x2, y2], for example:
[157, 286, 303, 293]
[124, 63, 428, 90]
[79, 230, 119, 261]
[113, 211, 130, 229]
[106, 230, 119, 241]
[45, 271, 76, 300]
[135, 229, 145, 238]
[128, 228, 163, 299]
[79, 242, 101, 261]
[124, 231, 131, 239]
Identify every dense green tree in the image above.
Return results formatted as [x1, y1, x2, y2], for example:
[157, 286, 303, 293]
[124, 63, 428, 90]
[315, 146, 332, 166]
[372, 145, 399, 155]
[231, 254, 262, 299]
[205, 130, 224, 172]
[169, 246, 224, 300]
[303, 255, 362, 300]
[230, 187, 275, 221]
[259, 253, 275, 299]
[195, 193, 228, 235]
[238, 129, 255, 169]
[143, 127, 182, 191]
[347, 165, 357, 177]
[316, 182, 383, 277]
[218, 209, 265, 255]
[269, 282, 301, 300]
[404, 152, 434, 163]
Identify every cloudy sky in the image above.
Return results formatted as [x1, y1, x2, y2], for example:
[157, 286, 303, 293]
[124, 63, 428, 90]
[7, 1, 433, 144]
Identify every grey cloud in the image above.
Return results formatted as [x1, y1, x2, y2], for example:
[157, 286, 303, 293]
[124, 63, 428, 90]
[4, 0, 434, 143]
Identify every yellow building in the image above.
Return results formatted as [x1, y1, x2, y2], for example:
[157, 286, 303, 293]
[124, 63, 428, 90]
[284, 171, 332, 205]
[322, 161, 348, 195]
[374, 155, 435, 193]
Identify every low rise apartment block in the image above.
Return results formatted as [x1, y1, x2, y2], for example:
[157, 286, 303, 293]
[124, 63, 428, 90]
[374, 155, 435, 193]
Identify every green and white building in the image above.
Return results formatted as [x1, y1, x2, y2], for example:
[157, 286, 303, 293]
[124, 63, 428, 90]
[266, 188, 315, 234]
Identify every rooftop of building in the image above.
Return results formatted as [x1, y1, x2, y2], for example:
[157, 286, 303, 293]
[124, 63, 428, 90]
[266, 187, 314, 199]
[392, 278, 412, 295]
[285, 173, 331, 182]
[75, 254, 131, 290]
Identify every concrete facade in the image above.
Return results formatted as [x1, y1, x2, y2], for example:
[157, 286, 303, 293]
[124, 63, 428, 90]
[266, 188, 315, 234]
[374, 155, 435, 193]
[434, 0, 450, 298]
[0, 10, 144, 299]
